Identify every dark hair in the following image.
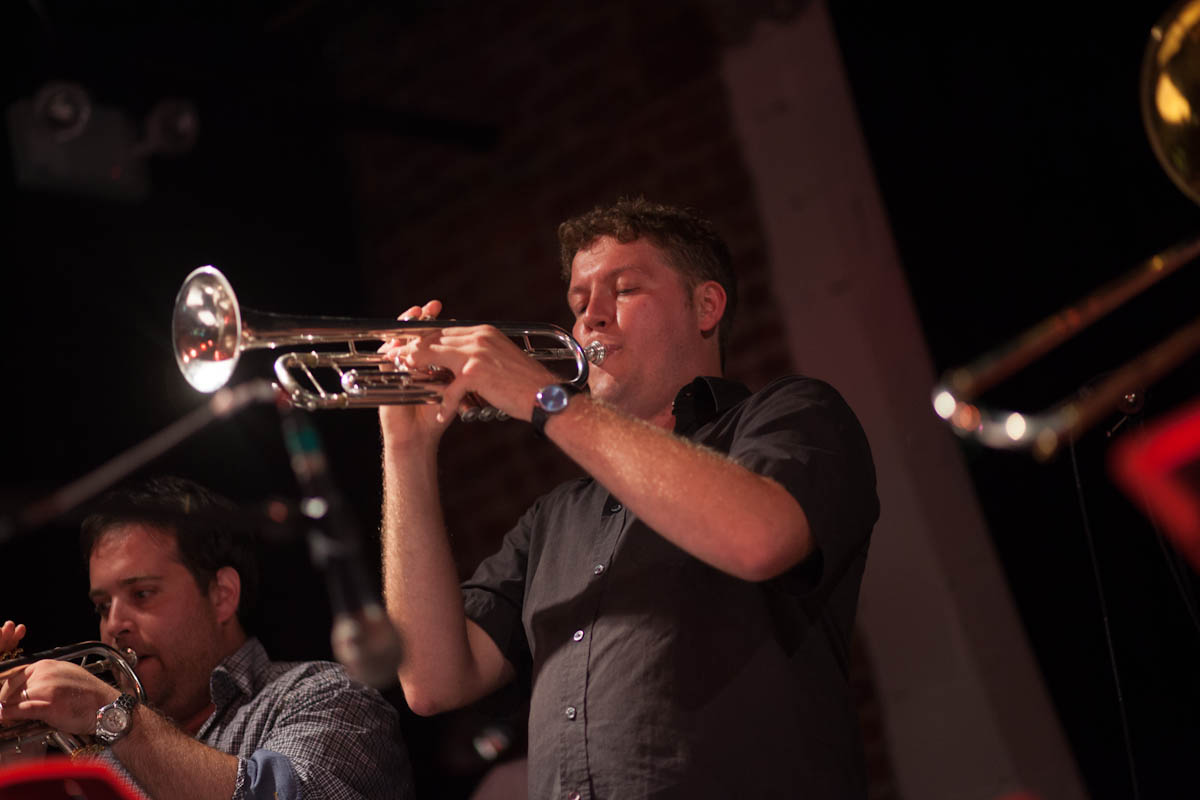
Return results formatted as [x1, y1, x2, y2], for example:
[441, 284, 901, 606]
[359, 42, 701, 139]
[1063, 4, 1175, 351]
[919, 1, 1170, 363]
[80, 476, 260, 631]
[557, 197, 738, 365]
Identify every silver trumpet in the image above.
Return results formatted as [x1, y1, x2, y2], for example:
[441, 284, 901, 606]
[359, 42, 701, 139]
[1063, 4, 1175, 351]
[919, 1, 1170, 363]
[173, 266, 607, 418]
[0, 641, 146, 761]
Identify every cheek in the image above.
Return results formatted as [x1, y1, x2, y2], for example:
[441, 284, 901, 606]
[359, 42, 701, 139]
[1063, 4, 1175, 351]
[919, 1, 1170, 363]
[135, 655, 162, 684]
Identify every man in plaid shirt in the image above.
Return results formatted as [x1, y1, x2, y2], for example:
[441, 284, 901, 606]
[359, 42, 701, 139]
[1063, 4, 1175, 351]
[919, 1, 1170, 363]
[0, 476, 412, 800]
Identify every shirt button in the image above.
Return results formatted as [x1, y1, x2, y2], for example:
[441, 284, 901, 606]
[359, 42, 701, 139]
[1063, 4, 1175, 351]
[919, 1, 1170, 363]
[565, 706, 577, 720]
[607, 501, 623, 513]
[572, 629, 584, 642]
[593, 564, 605, 576]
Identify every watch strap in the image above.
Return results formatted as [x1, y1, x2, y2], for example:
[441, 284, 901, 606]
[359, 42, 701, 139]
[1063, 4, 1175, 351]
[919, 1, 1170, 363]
[531, 404, 551, 438]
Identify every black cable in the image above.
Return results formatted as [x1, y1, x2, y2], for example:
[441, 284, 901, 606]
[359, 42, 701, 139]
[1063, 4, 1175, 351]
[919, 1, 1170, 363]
[1147, 513, 1200, 639]
[1068, 440, 1141, 800]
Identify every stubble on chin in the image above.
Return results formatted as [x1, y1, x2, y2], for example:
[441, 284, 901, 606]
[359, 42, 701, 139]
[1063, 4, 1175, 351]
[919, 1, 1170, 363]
[587, 373, 624, 407]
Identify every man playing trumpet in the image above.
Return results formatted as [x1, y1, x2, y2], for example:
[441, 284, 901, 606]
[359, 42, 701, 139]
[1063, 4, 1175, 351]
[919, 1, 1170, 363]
[380, 198, 880, 798]
[0, 476, 412, 800]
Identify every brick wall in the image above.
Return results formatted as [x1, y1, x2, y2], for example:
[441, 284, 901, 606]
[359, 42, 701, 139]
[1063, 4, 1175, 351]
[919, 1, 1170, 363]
[330, 2, 896, 796]
[334, 0, 789, 565]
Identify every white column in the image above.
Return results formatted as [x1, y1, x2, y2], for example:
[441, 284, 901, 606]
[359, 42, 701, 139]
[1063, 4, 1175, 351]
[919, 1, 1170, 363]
[720, 5, 1087, 799]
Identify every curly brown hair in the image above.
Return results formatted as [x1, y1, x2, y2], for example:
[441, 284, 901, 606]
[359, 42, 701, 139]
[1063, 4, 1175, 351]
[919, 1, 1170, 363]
[557, 197, 737, 366]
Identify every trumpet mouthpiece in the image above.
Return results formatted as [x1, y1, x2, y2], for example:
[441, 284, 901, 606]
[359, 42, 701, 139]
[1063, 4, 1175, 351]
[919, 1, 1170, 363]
[584, 341, 607, 366]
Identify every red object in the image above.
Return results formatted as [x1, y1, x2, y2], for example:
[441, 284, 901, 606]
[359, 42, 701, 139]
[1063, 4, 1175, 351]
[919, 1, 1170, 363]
[1110, 397, 1200, 572]
[0, 759, 144, 800]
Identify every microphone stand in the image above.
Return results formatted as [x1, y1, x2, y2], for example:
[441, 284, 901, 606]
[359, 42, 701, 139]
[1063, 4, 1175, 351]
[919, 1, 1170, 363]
[0, 380, 277, 546]
[277, 400, 403, 689]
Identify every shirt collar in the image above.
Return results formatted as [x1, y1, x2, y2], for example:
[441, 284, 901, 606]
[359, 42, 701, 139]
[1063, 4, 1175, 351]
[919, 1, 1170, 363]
[209, 637, 269, 710]
[671, 376, 750, 436]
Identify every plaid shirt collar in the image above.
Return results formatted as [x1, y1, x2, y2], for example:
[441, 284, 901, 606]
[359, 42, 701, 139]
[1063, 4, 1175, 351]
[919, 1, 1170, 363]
[209, 637, 270, 712]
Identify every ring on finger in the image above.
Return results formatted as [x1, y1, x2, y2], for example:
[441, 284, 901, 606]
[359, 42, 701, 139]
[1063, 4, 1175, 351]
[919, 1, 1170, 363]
[21, 688, 29, 702]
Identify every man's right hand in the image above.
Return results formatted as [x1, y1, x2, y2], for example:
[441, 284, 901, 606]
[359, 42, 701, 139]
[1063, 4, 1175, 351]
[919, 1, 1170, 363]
[377, 303, 518, 714]
[0, 621, 25, 657]
[0, 659, 120, 737]
[378, 300, 457, 447]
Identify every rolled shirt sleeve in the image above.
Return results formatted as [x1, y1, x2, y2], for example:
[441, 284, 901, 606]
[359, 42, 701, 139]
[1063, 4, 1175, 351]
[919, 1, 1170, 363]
[462, 492, 553, 682]
[727, 376, 879, 596]
[227, 664, 412, 800]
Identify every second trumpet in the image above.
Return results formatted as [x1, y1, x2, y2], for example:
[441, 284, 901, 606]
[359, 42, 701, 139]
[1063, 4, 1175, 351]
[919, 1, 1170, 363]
[173, 266, 606, 413]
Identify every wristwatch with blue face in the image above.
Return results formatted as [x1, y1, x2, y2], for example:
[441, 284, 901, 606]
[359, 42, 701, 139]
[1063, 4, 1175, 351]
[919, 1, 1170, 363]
[532, 384, 575, 436]
[95, 693, 137, 745]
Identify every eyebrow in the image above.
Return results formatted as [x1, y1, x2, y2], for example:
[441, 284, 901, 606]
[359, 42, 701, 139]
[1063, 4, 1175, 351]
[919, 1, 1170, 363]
[568, 265, 647, 297]
[88, 575, 164, 600]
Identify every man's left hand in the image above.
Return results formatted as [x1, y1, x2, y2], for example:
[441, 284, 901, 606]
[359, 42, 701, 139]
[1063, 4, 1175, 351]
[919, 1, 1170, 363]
[396, 324, 560, 423]
[0, 659, 119, 736]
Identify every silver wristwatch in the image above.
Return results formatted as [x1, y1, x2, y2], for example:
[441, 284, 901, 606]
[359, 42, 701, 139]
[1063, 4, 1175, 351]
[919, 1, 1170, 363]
[532, 383, 575, 436]
[95, 693, 138, 745]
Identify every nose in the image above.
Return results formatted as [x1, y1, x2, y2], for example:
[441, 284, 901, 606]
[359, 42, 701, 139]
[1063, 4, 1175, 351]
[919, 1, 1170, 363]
[578, 292, 613, 332]
[100, 599, 133, 645]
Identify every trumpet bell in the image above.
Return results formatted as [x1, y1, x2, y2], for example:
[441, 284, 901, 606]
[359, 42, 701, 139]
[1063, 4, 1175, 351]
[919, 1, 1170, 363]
[173, 266, 242, 393]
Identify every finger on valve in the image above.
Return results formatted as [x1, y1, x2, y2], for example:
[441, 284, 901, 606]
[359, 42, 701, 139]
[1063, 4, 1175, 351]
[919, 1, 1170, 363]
[459, 392, 487, 422]
[0, 621, 26, 658]
[397, 300, 441, 325]
[377, 303, 435, 360]
[397, 305, 424, 322]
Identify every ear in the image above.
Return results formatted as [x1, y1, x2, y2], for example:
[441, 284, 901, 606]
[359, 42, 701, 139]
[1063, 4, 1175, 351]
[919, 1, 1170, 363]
[693, 280, 727, 337]
[209, 566, 242, 626]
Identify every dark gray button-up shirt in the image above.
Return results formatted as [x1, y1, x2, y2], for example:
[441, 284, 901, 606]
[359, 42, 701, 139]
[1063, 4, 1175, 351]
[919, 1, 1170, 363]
[463, 376, 879, 799]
